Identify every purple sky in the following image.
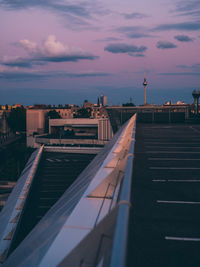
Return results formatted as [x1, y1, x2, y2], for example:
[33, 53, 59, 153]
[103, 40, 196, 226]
[0, 0, 200, 105]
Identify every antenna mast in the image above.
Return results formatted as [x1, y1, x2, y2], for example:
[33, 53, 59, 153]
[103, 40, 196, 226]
[143, 69, 147, 105]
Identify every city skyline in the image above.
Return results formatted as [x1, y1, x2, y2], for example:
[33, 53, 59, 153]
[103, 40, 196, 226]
[0, 0, 199, 105]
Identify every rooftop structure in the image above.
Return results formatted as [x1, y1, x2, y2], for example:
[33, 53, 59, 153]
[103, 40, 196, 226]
[1, 113, 200, 266]
[0, 115, 136, 266]
[27, 117, 113, 148]
[26, 108, 110, 148]
[100, 95, 107, 106]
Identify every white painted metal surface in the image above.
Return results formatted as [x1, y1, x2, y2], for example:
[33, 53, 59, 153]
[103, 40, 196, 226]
[44, 146, 102, 154]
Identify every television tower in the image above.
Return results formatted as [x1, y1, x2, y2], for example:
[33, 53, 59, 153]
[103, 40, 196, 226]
[143, 72, 147, 105]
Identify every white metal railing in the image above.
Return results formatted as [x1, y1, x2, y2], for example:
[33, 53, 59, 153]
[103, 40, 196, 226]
[109, 115, 136, 267]
[0, 145, 44, 263]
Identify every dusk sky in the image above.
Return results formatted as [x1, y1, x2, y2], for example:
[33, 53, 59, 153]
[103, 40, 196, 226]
[0, 0, 200, 105]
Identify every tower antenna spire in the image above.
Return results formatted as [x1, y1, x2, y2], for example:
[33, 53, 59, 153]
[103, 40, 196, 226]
[143, 67, 147, 105]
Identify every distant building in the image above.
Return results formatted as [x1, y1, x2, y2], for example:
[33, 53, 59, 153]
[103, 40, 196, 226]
[0, 111, 12, 142]
[26, 109, 48, 146]
[100, 95, 107, 106]
[32, 104, 47, 109]
[0, 105, 12, 110]
[49, 118, 99, 138]
[82, 101, 108, 119]
[28, 118, 113, 148]
[49, 118, 113, 140]
[83, 101, 94, 109]
[176, 101, 186, 105]
[164, 101, 171, 105]
[91, 106, 107, 119]
[26, 105, 110, 147]
[55, 108, 74, 119]
[12, 104, 23, 109]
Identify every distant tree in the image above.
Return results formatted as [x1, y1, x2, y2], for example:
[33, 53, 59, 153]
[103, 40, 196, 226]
[45, 110, 61, 133]
[47, 109, 61, 119]
[64, 129, 75, 137]
[7, 107, 26, 133]
[122, 102, 135, 107]
[11, 143, 25, 176]
[74, 108, 91, 118]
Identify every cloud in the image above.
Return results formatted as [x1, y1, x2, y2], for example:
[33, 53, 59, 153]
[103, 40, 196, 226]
[18, 35, 93, 59]
[0, 0, 108, 28]
[0, 71, 44, 81]
[116, 26, 154, 39]
[153, 21, 200, 31]
[177, 63, 200, 70]
[132, 53, 145, 57]
[117, 26, 143, 33]
[1, 57, 34, 68]
[0, 0, 90, 21]
[0, 70, 111, 81]
[175, 0, 200, 12]
[174, 35, 194, 42]
[158, 72, 200, 76]
[127, 33, 152, 39]
[94, 37, 122, 43]
[18, 39, 38, 52]
[174, 0, 200, 18]
[104, 43, 147, 55]
[0, 0, 95, 16]
[62, 71, 110, 78]
[1, 35, 98, 68]
[122, 12, 148, 19]
[156, 41, 177, 49]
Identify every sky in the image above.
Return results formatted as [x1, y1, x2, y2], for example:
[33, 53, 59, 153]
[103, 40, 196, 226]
[0, 0, 200, 105]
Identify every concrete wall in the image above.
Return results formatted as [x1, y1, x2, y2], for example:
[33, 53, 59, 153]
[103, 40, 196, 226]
[98, 119, 113, 141]
[49, 118, 99, 131]
[26, 109, 48, 136]
[35, 137, 107, 146]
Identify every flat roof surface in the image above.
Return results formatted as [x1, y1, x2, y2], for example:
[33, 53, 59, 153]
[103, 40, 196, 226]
[128, 123, 200, 267]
